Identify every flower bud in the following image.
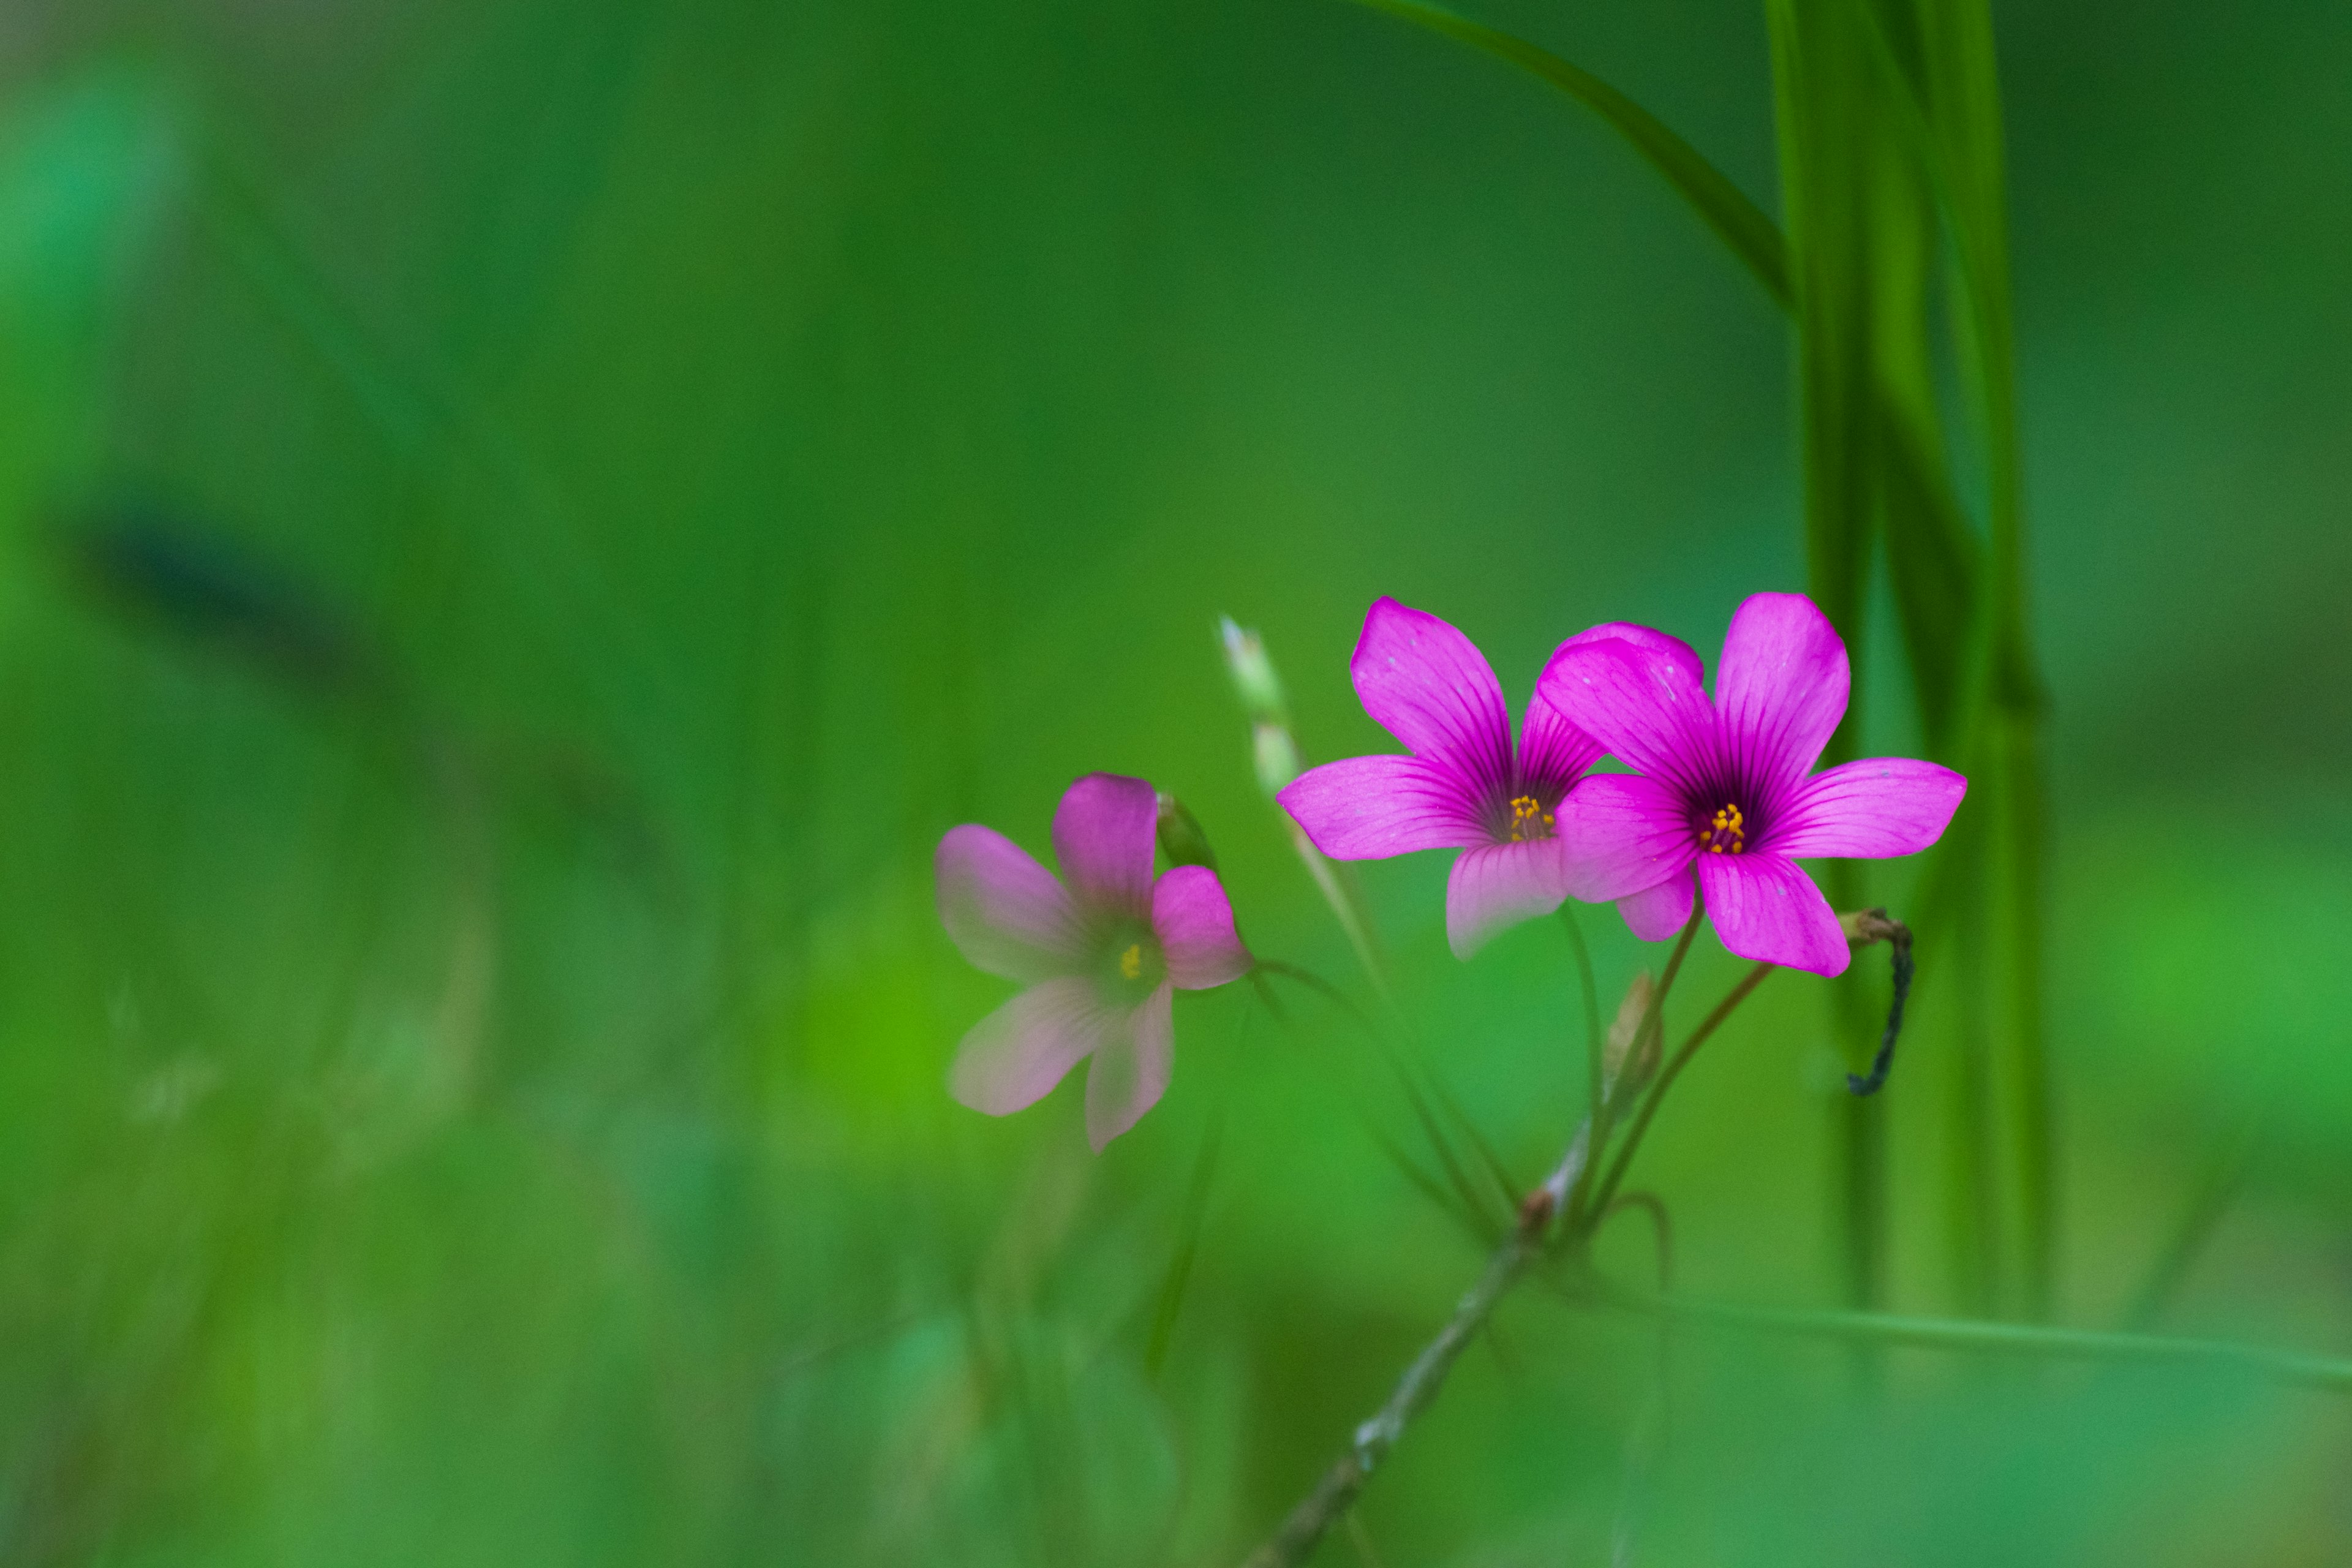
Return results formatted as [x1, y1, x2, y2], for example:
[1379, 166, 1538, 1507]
[1250, 722, 1303, 797]
[1604, 970, 1659, 1100]
[1218, 616, 1291, 725]
[1155, 791, 1219, 871]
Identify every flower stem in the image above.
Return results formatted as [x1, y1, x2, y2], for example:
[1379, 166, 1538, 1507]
[1238, 1112, 1597, 1568]
[1557, 905, 1604, 1125]
[1586, 1287, 2352, 1395]
[1586, 962, 1777, 1222]
[1570, 891, 1702, 1225]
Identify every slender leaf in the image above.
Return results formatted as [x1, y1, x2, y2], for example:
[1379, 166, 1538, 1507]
[1341, 0, 1790, 306]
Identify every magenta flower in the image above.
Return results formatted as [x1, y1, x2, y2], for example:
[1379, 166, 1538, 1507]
[937, 772, 1252, 1151]
[1537, 591, 1966, 976]
[1276, 597, 1684, 958]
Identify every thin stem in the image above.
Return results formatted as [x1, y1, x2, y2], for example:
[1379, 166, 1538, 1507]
[1558, 905, 1604, 1125]
[2124, 1101, 2267, 1332]
[1587, 963, 1778, 1221]
[1257, 961, 1506, 1237]
[1586, 1287, 2352, 1396]
[1238, 1117, 1596, 1568]
[1572, 892, 1702, 1224]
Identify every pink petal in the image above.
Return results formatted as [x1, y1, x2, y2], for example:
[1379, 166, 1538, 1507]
[1522, 625, 1706, 798]
[1770, 757, 1967, 858]
[1278, 753, 1484, 859]
[1515, 688, 1604, 798]
[1349, 598, 1512, 788]
[1713, 592, 1850, 796]
[1615, 871, 1695, 941]
[1552, 773, 1697, 902]
[937, 824, 1084, 982]
[948, 976, 1120, 1115]
[1051, 772, 1158, 916]
[1444, 839, 1567, 960]
[1698, 851, 1848, 976]
[1085, 982, 1174, 1150]
[1152, 865, 1253, 989]
[1548, 620, 1709, 688]
[1534, 635, 1717, 796]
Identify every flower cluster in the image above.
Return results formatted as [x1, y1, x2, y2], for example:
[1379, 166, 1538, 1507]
[935, 591, 1962, 1148]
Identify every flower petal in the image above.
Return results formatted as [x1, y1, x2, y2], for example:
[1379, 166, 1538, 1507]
[1152, 865, 1253, 989]
[1444, 839, 1567, 960]
[1548, 620, 1709, 688]
[1515, 690, 1603, 801]
[948, 976, 1120, 1115]
[1713, 592, 1850, 797]
[937, 824, 1083, 982]
[1349, 598, 1512, 790]
[1615, 871, 1694, 942]
[1051, 772, 1158, 916]
[1085, 982, 1174, 1151]
[1771, 758, 1967, 858]
[1552, 773, 1697, 902]
[1698, 851, 1847, 976]
[1535, 635, 1717, 796]
[1523, 629, 1694, 799]
[1278, 753, 1484, 859]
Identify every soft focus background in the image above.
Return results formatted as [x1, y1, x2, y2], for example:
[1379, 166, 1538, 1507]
[0, 1, 2347, 1562]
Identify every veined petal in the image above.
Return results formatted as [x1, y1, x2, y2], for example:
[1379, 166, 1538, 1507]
[1698, 851, 1847, 976]
[1616, 871, 1694, 942]
[1278, 753, 1484, 859]
[1152, 865, 1253, 989]
[1548, 620, 1709, 688]
[937, 824, 1083, 982]
[1525, 622, 1704, 794]
[1553, 773, 1697, 903]
[1536, 636, 1717, 795]
[1052, 772, 1158, 916]
[1713, 592, 1850, 797]
[1515, 688, 1604, 799]
[1085, 982, 1174, 1151]
[1349, 598, 1512, 790]
[1772, 758, 1967, 859]
[948, 976, 1119, 1115]
[1444, 840, 1568, 960]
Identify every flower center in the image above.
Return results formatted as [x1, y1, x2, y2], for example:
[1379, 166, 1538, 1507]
[1505, 795, 1555, 843]
[1096, 921, 1164, 1001]
[1697, 802, 1746, 855]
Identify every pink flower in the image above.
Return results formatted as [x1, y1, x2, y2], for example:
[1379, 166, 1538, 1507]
[1537, 591, 1966, 977]
[1276, 597, 1684, 958]
[937, 772, 1252, 1150]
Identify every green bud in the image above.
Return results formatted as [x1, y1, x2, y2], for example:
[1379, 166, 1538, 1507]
[1155, 791, 1219, 870]
[1250, 722, 1302, 797]
[1218, 615, 1290, 725]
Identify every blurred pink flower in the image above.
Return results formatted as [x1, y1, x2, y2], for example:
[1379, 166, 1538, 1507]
[937, 772, 1251, 1150]
[1277, 597, 1685, 958]
[1538, 591, 1966, 976]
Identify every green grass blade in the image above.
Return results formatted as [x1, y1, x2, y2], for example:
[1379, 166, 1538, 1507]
[1340, 0, 1790, 307]
[1145, 1109, 1226, 1378]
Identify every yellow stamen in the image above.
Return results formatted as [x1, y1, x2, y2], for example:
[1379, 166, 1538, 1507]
[1696, 801, 1747, 855]
[1118, 943, 1143, 981]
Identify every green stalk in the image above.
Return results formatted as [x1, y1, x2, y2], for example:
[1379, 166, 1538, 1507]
[1765, 0, 1891, 1316]
[1586, 960, 1777, 1222]
[1572, 899, 1703, 1226]
[1913, 0, 2054, 1318]
[1558, 905, 1604, 1126]
[1594, 1291, 2352, 1395]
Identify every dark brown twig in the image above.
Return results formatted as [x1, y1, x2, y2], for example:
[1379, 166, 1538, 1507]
[1838, 908, 1914, 1096]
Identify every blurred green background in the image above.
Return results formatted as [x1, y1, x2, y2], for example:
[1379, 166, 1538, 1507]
[0, 0, 2347, 1562]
